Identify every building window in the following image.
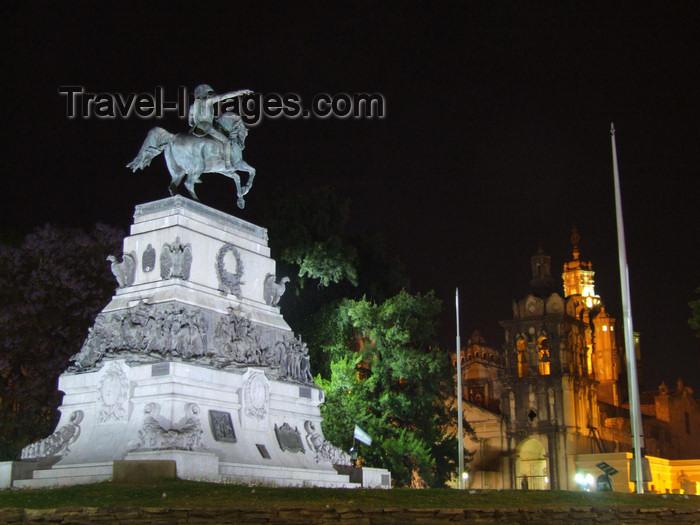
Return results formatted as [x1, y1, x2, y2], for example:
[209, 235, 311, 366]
[469, 386, 486, 407]
[538, 337, 550, 376]
[686, 412, 691, 434]
[517, 339, 528, 377]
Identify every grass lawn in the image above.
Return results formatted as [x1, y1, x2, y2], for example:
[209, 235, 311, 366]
[1, 480, 699, 510]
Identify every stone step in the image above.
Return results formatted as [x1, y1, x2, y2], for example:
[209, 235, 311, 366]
[30, 462, 113, 479]
[12, 462, 114, 488]
[218, 462, 360, 488]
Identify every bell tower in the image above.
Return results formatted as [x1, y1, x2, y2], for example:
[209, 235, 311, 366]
[561, 227, 620, 405]
[530, 248, 554, 297]
[562, 226, 599, 306]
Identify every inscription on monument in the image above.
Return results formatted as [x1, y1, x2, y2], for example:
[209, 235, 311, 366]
[299, 386, 312, 399]
[274, 423, 305, 454]
[208, 410, 237, 443]
[256, 444, 271, 459]
[151, 362, 170, 377]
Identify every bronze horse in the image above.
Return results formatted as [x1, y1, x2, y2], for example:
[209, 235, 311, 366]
[127, 118, 255, 209]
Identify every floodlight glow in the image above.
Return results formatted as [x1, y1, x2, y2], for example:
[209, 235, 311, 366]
[574, 472, 595, 491]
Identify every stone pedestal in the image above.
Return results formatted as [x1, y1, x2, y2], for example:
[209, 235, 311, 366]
[350, 467, 392, 489]
[8, 197, 361, 489]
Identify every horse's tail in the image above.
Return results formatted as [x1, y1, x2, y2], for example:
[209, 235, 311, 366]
[126, 127, 175, 171]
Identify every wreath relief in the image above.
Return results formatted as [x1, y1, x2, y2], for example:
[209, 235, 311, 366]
[216, 243, 244, 298]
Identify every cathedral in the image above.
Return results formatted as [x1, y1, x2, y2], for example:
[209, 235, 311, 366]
[455, 229, 700, 493]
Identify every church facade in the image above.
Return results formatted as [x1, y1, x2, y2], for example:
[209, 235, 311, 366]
[455, 230, 700, 493]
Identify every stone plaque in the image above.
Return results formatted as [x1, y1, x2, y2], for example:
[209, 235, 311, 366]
[274, 423, 305, 454]
[299, 386, 312, 399]
[208, 410, 236, 443]
[151, 362, 170, 377]
[256, 444, 271, 459]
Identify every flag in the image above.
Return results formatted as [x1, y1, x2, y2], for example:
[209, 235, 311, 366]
[353, 425, 372, 446]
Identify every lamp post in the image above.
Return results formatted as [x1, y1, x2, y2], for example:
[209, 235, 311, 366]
[456, 288, 464, 489]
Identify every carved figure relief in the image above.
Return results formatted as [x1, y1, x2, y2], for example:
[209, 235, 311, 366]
[274, 422, 305, 453]
[21, 411, 84, 459]
[243, 372, 269, 421]
[130, 402, 203, 451]
[216, 244, 244, 297]
[209, 410, 236, 443]
[97, 362, 129, 423]
[276, 336, 314, 383]
[70, 302, 316, 384]
[142, 244, 156, 272]
[303, 420, 351, 466]
[107, 252, 136, 288]
[215, 310, 261, 364]
[264, 274, 290, 306]
[160, 237, 192, 280]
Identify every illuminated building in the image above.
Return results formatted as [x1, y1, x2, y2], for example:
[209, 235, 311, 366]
[452, 229, 700, 493]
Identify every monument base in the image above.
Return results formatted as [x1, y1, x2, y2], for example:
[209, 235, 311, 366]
[9, 359, 359, 488]
[6, 198, 389, 489]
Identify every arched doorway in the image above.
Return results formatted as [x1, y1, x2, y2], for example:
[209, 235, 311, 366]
[515, 438, 549, 490]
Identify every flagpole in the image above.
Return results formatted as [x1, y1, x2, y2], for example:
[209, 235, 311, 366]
[610, 123, 645, 494]
[456, 288, 464, 489]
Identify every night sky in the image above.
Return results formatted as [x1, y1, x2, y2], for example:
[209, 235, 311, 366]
[2, 4, 699, 392]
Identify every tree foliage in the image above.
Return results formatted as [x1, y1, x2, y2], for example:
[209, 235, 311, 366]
[266, 186, 359, 290]
[317, 290, 458, 487]
[0, 224, 123, 459]
[264, 186, 408, 378]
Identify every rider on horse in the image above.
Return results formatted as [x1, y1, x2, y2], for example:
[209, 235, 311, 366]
[128, 84, 256, 209]
[188, 84, 251, 169]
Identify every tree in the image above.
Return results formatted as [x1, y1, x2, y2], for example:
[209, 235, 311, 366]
[264, 186, 408, 378]
[0, 224, 123, 459]
[265, 185, 359, 291]
[317, 290, 459, 487]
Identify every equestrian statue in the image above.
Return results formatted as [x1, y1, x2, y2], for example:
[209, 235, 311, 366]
[127, 84, 256, 209]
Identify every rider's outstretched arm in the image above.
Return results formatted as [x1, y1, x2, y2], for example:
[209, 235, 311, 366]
[215, 89, 253, 103]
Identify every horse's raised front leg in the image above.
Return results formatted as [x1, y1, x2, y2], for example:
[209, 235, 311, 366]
[229, 172, 246, 209]
[218, 164, 249, 209]
[234, 161, 256, 196]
